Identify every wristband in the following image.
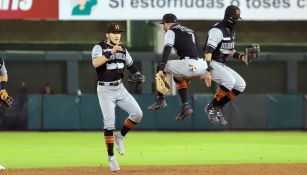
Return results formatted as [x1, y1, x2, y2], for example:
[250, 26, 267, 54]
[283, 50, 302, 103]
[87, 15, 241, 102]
[206, 60, 213, 72]
[159, 63, 166, 71]
[0, 81, 7, 90]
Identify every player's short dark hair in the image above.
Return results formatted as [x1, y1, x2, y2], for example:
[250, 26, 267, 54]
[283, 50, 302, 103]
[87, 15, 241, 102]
[160, 13, 177, 24]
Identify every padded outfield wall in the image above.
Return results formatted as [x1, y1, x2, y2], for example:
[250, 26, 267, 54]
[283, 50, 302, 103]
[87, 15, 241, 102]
[5, 94, 301, 131]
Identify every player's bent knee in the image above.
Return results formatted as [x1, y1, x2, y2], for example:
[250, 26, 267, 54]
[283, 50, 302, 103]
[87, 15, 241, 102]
[237, 81, 246, 92]
[136, 111, 143, 123]
[130, 116, 142, 123]
[133, 116, 142, 123]
[222, 78, 236, 90]
[129, 110, 143, 123]
[237, 86, 246, 93]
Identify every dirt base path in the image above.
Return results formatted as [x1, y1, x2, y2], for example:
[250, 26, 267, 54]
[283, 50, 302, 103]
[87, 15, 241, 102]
[1, 164, 307, 175]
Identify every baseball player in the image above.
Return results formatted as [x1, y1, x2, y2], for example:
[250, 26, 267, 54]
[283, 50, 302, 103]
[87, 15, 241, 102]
[91, 23, 144, 172]
[204, 5, 248, 125]
[0, 57, 12, 108]
[148, 13, 211, 121]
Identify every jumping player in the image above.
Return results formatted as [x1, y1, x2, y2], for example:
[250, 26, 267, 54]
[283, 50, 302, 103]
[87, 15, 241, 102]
[204, 5, 246, 125]
[148, 13, 211, 121]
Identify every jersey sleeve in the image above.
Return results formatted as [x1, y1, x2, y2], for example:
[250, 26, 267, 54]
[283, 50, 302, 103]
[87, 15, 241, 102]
[205, 28, 223, 52]
[125, 49, 133, 66]
[164, 30, 175, 47]
[91, 45, 103, 60]
[0, 60, 7, 76]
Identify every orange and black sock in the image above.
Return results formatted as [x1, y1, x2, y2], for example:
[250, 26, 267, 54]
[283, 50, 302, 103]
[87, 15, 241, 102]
[175, 79, 188, 105]
[219, 89, 241, 108]
[120, 119, 137, 136]
[104, 129, 114, 156]
[211, 85, 230, 107]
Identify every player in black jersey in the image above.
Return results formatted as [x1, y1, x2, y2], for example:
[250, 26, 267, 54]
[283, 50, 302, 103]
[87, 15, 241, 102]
[92, 23, 144, 172]
[203, 5, 247, 125]
[148, 13, 209, 121]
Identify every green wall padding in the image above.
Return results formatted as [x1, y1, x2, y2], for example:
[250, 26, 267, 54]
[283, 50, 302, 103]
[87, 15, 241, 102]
[134, 95, 156, 129]
[223, 95, 267, 129]
[27, 94, 42, 130]
[80, 95, 102, 130]
[26, 94, 307, 131]
[42, 95, 80, 130]
[153, 96, 193, 130]
[267, 95, 304, 129]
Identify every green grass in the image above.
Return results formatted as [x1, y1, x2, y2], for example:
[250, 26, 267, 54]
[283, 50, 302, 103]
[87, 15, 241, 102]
[0, 131, 307, 169]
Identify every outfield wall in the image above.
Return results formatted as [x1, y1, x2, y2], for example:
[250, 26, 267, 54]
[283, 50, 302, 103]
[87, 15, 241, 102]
[1, 94, 305, 131]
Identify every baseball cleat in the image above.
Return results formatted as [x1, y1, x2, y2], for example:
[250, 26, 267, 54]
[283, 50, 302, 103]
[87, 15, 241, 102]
[215, 108, 227, 125]
[108, 155, 120, 172]
[204, 104, 220, 124]
[114, 132, 125, 155]
[176, 104, 193, 121]
[148, 98, 167, 111]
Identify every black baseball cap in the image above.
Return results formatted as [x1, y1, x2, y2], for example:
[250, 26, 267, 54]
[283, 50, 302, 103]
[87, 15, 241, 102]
[224, 5, 242, 20]
[106, 23, 124, 33]
[160, 13, 177, 24]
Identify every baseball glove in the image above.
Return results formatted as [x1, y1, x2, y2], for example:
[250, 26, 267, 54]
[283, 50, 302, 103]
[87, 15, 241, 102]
[128, 72, 145, 84]
[0, 90, 13, 109]
[241, 43, 260, 65]
[155, 73, 170, 95]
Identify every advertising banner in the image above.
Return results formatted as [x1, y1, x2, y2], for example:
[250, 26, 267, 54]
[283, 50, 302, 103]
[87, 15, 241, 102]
[0, 0, 58, 19]
[60, 0, 307, 21]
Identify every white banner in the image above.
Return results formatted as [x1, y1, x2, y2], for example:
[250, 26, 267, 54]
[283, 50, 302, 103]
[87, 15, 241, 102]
[60, 0, 307, 21]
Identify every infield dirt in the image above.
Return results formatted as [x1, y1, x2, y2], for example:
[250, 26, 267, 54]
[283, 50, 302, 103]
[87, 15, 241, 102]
[1, 164, 307, 175]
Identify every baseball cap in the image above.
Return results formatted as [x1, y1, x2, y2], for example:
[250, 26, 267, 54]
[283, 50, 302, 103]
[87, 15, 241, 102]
[160, 13, 177, 24]
[224, 5, 242, 20]
[106, 23, 124, 33]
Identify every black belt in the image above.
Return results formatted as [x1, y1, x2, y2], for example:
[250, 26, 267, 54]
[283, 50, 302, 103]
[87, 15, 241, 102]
[180, 56, 198, 60]
[98, 80, 120, 86]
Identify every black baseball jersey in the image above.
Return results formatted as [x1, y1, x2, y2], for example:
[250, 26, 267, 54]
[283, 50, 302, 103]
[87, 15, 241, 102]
[204, 21, 235, 63]
[165, 24, 202, 58]
[91, 41, 133, 82]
